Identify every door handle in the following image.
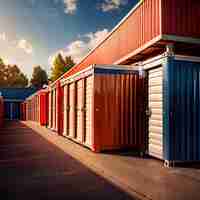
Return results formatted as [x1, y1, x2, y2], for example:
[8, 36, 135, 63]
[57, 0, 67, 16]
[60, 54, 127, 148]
[146, 108, 152, 117]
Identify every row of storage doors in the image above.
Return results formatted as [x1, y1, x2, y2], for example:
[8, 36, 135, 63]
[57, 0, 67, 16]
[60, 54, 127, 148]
[49, 70, 163, 156]
[63, 76, 93, 148]
[48, 59, 200, 164]
[49, 67, 164, 158]
[48, 76, 93, 147]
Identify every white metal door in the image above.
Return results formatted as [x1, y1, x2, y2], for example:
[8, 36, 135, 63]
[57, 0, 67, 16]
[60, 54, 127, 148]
[84, 76, 93, 147]
[148, 66, 163, 159]
[63, 85, 68, 136]
[48, 92, 52, 129]
[52, 90, 56, 130]
[55, 89, 58, 132]
[76, 80, 84, 142]
[69, 83, 75, 138]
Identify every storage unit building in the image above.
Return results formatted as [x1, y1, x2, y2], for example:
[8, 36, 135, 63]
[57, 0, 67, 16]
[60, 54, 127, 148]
[25, 89, 49, 126]
[38, 90, 49, 126]
[22, 0, 200, 167]
[61, 64, 147, 153]
[138, 53, 200, 166]
[61, 0, 200, 83]
[0, 88, 36, 120]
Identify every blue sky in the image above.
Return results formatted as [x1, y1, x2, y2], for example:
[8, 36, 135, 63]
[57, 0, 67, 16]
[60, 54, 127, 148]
[0, 0, 139, 78]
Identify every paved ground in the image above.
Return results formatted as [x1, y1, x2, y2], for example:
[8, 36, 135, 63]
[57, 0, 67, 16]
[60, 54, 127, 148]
[0, 121, 135, 200]
[23, 121, 200, 200]
[2, 121, 200, 200]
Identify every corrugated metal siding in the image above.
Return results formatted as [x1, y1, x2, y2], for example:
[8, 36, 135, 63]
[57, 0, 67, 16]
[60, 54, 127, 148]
[0, 88, 37, 101]
[39, 93, 48, 126]
[63, 0, 161, 79]
[52, 90, 56, 130]
[69, 83, 76, 138]
[148, 66, 163, 159]
[76, 79, 84, 142]
[162, 0, 200, 38]
[63, 85, 69, 136]
[164, 59, 200, 162]
[63, 85, 68, 136]
[93, 71, 146, 152]
[46, 92, 49, 127]
[20, 102, 26, 121]
[48, 92, 52, 128]
[58, 86, 64, 135]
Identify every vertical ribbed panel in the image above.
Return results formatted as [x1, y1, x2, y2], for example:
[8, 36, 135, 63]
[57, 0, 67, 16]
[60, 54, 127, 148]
[63, 0, 161, 79]
[165, 59, 200, 162]
[76, 79, 84, 142]
[69, 83, 76, 138]
[63, 85, 68, 136]
[162, 0, 200, 38]
[93, 69, 147, 152]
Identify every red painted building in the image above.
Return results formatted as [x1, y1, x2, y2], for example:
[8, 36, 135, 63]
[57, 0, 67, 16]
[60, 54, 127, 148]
[57, 0, 200, 81]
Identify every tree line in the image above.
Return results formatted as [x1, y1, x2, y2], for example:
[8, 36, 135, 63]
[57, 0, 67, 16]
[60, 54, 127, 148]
[0, 54, 75, 89]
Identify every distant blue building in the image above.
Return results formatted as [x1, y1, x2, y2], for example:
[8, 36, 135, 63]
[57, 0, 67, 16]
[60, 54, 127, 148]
[0, 88, 37, 120]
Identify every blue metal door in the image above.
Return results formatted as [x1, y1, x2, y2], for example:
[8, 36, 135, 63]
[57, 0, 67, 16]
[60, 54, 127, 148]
[4, 102, 11, 119]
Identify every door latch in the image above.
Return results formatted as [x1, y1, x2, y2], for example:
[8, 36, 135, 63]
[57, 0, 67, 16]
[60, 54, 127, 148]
[146, 108, 152, 117]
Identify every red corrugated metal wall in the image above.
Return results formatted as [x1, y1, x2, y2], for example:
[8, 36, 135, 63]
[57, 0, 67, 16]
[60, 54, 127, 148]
[53, 0, 200, 85]
[162, 0, 200, 38]
[63, 0, 161, 79]
[93, 72, 147, 152]
[57, 84, 64, 135]
[39, 93, 47, 126]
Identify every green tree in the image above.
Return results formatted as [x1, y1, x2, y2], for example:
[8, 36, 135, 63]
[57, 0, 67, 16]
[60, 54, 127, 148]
[0, 58, 4, 65]
[7, 65, 28, 87]
[0, 59, 28, 88]
[30, 66, 48, 88]
[0, 58, 6, 86]
[51, 54, 75, 81]
[64, 56, 75, 71]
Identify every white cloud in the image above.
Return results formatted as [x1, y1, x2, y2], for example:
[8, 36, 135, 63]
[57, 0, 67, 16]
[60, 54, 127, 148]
[0, 32, 6, 41]
[63, 0, 78, 14]
[0, 34, 35, 78]
[49, 29, 109, 65]
[99, 0, 128, 12]
[17, 39, 33, 54]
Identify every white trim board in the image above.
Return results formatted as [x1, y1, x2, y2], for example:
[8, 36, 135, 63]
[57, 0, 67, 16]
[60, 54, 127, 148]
[175, 55, 200, 63]
[61, 64, 140, 86]
[141, 54, 200, 70]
